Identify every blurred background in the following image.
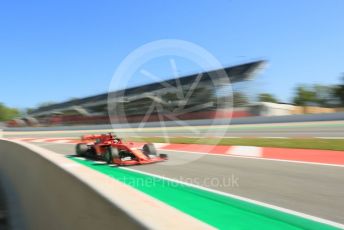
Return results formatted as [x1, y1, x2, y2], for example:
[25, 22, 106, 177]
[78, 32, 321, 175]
[0, 0, 343, 128]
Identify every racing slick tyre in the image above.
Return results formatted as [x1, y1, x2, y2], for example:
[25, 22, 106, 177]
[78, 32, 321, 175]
[104, 147, 119, 164]
[143, 143, 157, 157]
[159, 153, 168, 159]
[76, 143, 88, 156]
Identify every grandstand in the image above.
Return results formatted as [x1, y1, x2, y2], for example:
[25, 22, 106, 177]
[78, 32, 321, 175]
[10, 60, 266, 126]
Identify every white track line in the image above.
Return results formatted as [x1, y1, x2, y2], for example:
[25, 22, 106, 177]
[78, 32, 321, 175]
[122, 167, 344, 229]
[161, 149, 344, 168]
[228, 146, 262, 157]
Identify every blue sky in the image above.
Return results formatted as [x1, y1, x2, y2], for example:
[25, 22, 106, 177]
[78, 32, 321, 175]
[1, 0, 343, 109]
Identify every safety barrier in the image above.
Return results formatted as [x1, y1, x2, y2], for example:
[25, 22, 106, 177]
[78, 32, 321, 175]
[4, 112, 344, 132]
[0, 139, 212, 230]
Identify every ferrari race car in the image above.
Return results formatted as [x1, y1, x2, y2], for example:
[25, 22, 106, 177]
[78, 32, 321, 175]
[75, 133, 168, 166]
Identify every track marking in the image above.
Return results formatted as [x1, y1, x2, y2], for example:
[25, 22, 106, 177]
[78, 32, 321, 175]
[228, 146, 262, 157]
[60, 163, 81, 168]
[162, 149, 344, 168]
[5, 137, 344, 166]
[121, 167, 344, 229]
[74, 157, 86, 160]
[30, 138, 51, 142]
[51, 139, 75, 143]
[152, 143, 169, 148]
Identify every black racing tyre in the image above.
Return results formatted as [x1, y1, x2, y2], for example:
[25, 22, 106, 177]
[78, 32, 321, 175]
[76, 143, 88, 156]
[104, 147, 119, 164]
[143, 143, 157, 157]
[159, 153, 168, 159]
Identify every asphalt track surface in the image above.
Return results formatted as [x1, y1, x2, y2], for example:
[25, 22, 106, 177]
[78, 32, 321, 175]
[3, 122, 344, 226]
[23, 140, 344, 225]
[3, 121, 344, 138]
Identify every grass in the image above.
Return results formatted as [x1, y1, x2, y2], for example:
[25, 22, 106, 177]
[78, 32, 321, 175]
[125, 137, 344, 151]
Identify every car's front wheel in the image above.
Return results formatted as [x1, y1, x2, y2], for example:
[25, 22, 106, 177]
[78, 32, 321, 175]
[76, 143, 88, 156]
[104, 147, 119, 164]
[143, 143, 157, 157]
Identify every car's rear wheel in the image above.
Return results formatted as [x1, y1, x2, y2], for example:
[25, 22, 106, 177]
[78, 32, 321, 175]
[104, 147, 119, 164]
[143, 143, 157, 157]
[76, 143, 88, 156]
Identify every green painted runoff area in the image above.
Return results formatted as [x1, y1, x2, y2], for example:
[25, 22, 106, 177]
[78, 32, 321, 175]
[69, 157, 339, 230]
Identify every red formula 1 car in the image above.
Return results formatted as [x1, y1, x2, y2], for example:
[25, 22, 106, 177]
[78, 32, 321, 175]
[75, 133, 167, 166]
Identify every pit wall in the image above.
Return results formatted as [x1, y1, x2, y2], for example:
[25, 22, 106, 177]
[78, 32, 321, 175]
[0, 139, 211, 230]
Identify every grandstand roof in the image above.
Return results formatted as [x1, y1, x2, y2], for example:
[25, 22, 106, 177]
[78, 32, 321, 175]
[29, 60, 266, 115]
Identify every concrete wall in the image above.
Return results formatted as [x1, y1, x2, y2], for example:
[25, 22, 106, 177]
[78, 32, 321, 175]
[0, 140, 143, 230]
[292, 106, 336, 114]
[0, 140, 211, 230]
